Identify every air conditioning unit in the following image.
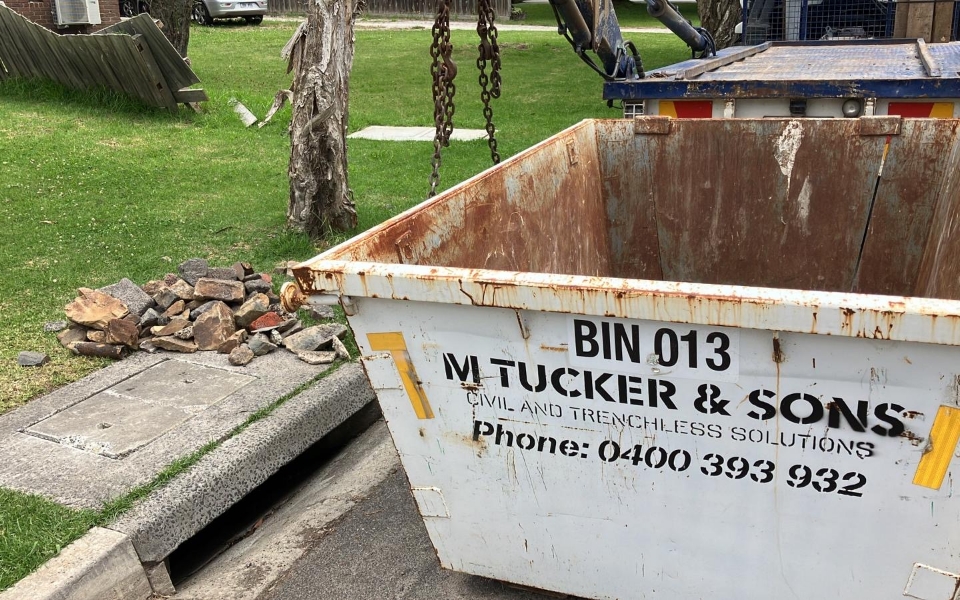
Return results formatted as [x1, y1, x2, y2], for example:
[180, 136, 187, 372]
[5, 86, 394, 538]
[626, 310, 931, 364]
[54, 0, 101, 26]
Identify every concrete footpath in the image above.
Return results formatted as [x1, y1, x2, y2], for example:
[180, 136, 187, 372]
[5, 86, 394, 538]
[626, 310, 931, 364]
[0, 351, 377, 599]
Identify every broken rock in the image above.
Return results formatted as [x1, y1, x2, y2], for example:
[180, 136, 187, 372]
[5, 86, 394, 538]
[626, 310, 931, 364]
[207, 267, 238, 281]
[86, 330, 107, 343]
[234, 293, 270, 329]
[173, 325, 194, 341]
[65, 288, 129, 330]
[248, 334, 277, 356]
[57, 325, 89, 348]
[283, 323, 347, 353]
[296, 350, 336, 365]
[331, 335, 350, 360]
[18, 351, 49, 367]
[229, 344, 254, 366]
[217, 330, 248, 354]
[152, 336, 198, 353]
[105, 318, 139, 348]
[69, 342, 127, 359]
[169, 279, 196, 301]
[249, 311, 283, 331]
[151, 318, 190, 337]
[193, 301, 236, 351]
[43, 321, 69, 333]
[139, 308, 163, 329]
[99, 278, 155, 318]
[161, 299, 186, 319]
[178, 258, 209, 286]
[151, 286, 178, 311]
[244, 279, 272, 294]
[195, 278, 245, 303]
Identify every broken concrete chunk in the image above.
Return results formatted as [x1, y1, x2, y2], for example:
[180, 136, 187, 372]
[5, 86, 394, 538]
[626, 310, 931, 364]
[269, 330, 283, 345]
[234, 293, 270, 329]
[65, 288, 129, 330]
[229, 344, 255, 366]
[99, 278, 155, 318]
[282, 323, 348, 353]
[193, 301, 236, 351]
[173, 325, 194, 341]
[18, 351, 49, 367]
[178, 258, 209, 286]
[249, 311, 283, 332]
[194, 278, 245, 303]
[331, 335, 350, 360]
[296, 350, 336, 365]
[139, 339, 159, 353]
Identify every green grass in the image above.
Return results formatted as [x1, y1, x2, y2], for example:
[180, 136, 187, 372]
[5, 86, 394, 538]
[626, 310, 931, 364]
[0, 21, 688, 588]
[512, 0, 700, 28]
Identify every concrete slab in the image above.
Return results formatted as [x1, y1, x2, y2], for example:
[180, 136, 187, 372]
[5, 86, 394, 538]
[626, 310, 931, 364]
[0, 527, 152, 600]
[348, 126, 488, 141]
[24, 361, 255, 458]
[110, 362, 378, 565]
[0, 350, 325, 509]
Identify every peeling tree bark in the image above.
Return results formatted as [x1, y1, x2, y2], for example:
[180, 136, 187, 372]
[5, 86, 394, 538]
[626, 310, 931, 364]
[698, 0, 741, 49]
[287, 0, 361, 237]
[148, 0, 192, 57]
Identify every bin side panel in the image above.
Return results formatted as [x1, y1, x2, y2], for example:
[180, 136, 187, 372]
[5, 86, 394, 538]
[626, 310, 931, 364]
[329, 121, 610, 277]
[916, 133, 960, 300]
[855, 119, 960, 297]
[632, 119, 884, 292]
[598, 120, 665, 281]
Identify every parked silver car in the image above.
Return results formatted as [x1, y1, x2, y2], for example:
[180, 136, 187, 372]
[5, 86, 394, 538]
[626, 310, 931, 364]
[192, 0, 267, 25]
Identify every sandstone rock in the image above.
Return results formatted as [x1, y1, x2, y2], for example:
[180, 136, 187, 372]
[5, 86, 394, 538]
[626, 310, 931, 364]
[248, 334, 277, 356]
[207, 267, 237, 281]
[244, 279, 272, 294]
[18, 351, 49, 367]
[87, 330, 107, 343]
[307, 305, 336, 321]
[233, 261, 253, 280]
[282, 323, 348, 353]
[142, 280, 166, 295]
[229, 344, 254, 366]
[234, 293, 270, 329]
[162, 273, 180, 286]
[69, 342, 127, 359]
[122, 313, 140, 325]
[65, 288, 129, 330]
[169, 279, 196, 301]
[151, 287, 178, 311]
[185, 299, 206, 310]
[43, 321, 68, 333]
[195, 278, 245, 303]
[217, 330, 247, 354]
[173, 325, 194, 341]
[151, 318, 190, 337]
[193, 301, 236, 351]
[161, 299, 186, 319]
[99, 278, 155, 318]
[178, 258, 209, 286]
[105, 318, 139, 348]
[296, 350, 336, 365]
[331, 335, 350, 360]
[139, 339, 159, 353]
[152, 336, 198, 353]
[249, 312, 283, 331]
[57, 325, 89, 348]
[140, 308, 163, 329]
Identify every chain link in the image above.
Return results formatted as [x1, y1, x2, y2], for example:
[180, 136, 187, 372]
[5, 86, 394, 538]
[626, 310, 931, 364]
[429, 0, 457, 197]
[476, 0, 501, 165]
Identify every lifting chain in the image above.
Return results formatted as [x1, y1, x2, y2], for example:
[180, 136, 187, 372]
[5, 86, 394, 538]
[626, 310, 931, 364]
[476, 0, 501, 165]
[429, 0, 457, 198]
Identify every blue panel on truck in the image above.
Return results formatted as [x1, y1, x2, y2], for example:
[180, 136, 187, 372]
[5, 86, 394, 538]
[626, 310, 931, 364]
[604, 40, 960, 101]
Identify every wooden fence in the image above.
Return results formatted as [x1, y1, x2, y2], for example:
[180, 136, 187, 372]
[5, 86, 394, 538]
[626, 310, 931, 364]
[269, 0, 511, 19]
[0, 6, 206, 111]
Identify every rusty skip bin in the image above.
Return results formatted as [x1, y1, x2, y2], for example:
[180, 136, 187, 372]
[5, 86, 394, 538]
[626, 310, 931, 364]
[284, 117, 960, 600]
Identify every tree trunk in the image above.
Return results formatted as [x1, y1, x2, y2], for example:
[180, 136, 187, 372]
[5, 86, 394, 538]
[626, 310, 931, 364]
[287, 0, 360, 237]
[698, 0, 741, 49]
[148, 0, 192, 57]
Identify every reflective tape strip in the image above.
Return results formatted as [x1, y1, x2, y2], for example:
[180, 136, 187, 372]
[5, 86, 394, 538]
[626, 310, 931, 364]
[913, 405, 960, 490]
[368, 332, 434, 420]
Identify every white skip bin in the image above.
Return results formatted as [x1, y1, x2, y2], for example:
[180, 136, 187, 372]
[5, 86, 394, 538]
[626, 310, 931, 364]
[284, 117, 960, 600]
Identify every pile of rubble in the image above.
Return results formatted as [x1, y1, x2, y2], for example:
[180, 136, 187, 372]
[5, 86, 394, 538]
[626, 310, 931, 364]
[55, 258, 349, 367]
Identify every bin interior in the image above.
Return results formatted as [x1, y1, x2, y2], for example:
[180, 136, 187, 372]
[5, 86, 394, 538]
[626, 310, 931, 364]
[328, 118, 960, 300]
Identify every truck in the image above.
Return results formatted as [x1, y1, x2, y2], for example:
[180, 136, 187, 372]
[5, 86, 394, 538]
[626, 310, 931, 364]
[548, 0, 960, 118]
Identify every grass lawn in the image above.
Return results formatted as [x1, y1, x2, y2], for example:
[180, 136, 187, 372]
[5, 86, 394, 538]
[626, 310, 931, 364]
[0, 21, 688, 590]
[514, 0, 701, 28]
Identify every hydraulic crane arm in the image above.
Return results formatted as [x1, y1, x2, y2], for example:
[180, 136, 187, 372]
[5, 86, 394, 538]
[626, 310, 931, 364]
[549, 0, 716, 80]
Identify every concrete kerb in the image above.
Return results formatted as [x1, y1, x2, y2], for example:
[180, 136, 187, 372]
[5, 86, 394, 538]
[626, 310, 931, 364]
[0, 360, 378, 600]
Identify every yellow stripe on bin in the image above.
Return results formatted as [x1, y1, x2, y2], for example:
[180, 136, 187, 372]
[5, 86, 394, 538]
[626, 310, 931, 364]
[913, 405, 960, 490]
[367, 332, 434, 420]
[930, 102, 955, 118]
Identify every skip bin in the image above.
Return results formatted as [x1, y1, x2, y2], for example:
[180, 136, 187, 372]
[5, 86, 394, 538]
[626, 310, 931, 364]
[284, 117, 960, 600]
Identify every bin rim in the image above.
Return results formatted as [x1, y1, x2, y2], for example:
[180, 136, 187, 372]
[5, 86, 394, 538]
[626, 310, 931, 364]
[291, 259, 960, 348]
